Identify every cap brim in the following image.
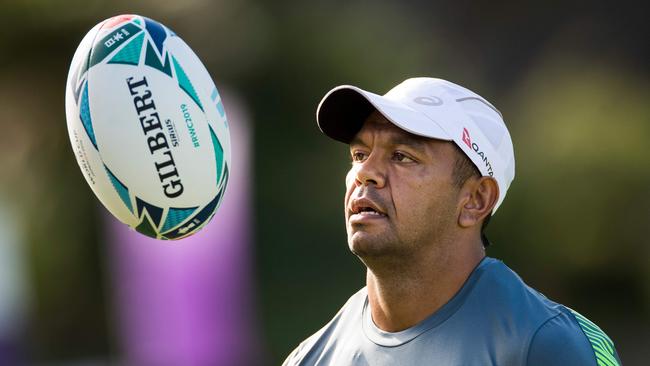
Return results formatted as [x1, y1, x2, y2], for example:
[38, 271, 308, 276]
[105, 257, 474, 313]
[316, 85, 452, 143]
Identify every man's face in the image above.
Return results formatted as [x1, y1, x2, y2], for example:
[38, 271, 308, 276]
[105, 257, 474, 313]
[344, 111, 462, 261]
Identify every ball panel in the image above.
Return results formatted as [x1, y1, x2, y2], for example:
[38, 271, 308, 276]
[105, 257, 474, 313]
[165, 36, 231, 165]
[87, 64, 217, 207]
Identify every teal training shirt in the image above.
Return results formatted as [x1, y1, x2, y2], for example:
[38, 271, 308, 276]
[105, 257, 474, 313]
[283, 257, 621, 366]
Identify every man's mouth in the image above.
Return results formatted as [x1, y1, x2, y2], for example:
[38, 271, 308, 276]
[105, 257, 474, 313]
[354, 207, 386, 216]
[349, 198, 388, 222]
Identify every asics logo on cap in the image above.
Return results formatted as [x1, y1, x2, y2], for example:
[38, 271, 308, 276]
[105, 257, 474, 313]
[462, 128, 494, 177]
[413, 96, 443, 106]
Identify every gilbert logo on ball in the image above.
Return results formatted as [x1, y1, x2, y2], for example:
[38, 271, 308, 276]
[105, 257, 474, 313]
[65, 14, 231, 240]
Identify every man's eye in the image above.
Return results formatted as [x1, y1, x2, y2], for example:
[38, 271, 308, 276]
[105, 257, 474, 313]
[393, 152, 414, 163]
[351, 151, 367, 162]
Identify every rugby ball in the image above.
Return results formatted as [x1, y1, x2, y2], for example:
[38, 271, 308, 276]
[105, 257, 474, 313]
[65, 14, 230, 240]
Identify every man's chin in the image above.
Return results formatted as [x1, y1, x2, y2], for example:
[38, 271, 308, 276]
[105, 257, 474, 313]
[348, 231, 391, 258]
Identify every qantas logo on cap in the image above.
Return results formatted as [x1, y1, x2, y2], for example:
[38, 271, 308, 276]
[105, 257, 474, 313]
[462, 128, 472, 148]
[461, 128, 494, 177]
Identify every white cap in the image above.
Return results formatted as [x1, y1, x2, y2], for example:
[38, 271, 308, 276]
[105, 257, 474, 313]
[317, 77, 515, 213]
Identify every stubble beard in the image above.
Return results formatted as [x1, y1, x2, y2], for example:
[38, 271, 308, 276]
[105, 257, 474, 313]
[347, 223, 401, 259]
[346, 201, 458, 274]
[347, 219, 425, 276]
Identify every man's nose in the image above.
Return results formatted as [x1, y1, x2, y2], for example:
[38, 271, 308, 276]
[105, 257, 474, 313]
[354, 153, 386, 188]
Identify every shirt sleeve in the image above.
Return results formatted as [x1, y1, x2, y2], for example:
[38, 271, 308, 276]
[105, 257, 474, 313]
[282, 346, 301, 366]
[526, 312, 622, 366]
[281, 326, 328, 366]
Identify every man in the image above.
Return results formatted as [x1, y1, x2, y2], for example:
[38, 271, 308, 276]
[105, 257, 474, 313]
[283, 78, 621, 365]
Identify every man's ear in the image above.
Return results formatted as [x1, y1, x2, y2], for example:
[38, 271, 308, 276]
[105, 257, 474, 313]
[458, 177, 499, 229]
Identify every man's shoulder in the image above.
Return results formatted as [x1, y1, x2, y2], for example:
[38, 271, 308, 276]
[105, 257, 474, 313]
[478, 258, 621, 365]
[282, 287, 367, 366]
[474, 258, 564, 321]
[526, 307, 622, 365]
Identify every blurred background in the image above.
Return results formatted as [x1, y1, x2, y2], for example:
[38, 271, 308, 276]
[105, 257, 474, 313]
[0, 0, 647, 365]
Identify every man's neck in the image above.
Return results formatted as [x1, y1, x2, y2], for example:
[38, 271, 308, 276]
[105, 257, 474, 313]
[365, 245, 485, 332]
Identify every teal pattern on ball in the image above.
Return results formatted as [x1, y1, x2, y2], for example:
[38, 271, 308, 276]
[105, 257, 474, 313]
[104, 166, 133, 213]
[172, 56, 204, 111]
[108, 32, 145, 65]
[79, 82, 98, 149]
[161, 207, 198, 232]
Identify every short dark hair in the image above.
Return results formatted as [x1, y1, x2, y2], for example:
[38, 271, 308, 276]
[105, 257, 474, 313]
[451, 144, 491, 247]
[451, 144, 481, 189]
